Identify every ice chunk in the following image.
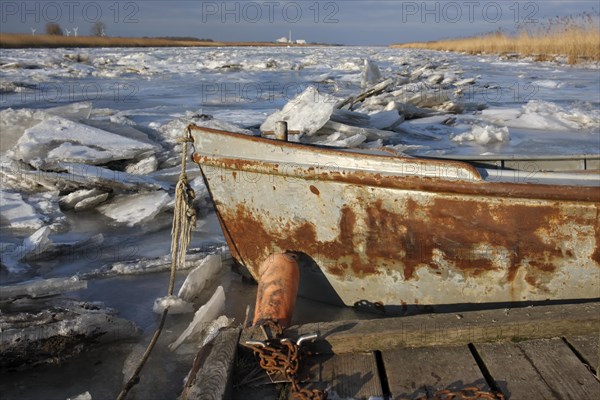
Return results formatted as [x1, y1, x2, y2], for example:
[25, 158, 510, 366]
[330, 109, 371, 127]
[0, 104, 94, 154]
[260, 86, 340, 136]
[0, 191, 44, 230]
[47, 142, 116, 165]
[98, 191, 170, 227]
[427, 73, 444, 84]
[170, 286, 226, 350]
[0, 108, 46, 153]
[157, 114, 252, 143]
[44, 102, 93, 120]
[125, 154, 158, 175]
[369, 110, 404, 130]
[67, 392, 92, 400]
[0, 276, 87, 300]
[361, 59, 383, 88]
[317, 120, 398, 141]
[74, 193, 110, 211]
[311, 133, 368, 148]
[405, 90, 450, 108]
[153, 295, 194, 314]
[60, 189, 108, 210]
[455, 77, 477, 86]
[200, 315, 233, 348]
[452, 125, 510, 145]
[11, 116, 157, 167]
[27, 191, 68, 231]
[3, 232, 103, 274]
[19, 226, 53, 261]
[178, 254, 223, 302]
[15, 162, 165, 193]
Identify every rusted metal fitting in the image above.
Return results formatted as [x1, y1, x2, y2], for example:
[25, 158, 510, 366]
[253, 252, 299, 328]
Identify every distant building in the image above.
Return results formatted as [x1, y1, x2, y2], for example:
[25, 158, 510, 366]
[276, 37, 289, 43]
[295, 40, 307, 45]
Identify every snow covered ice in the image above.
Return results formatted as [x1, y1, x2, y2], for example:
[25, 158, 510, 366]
[1, 45, 599, 399]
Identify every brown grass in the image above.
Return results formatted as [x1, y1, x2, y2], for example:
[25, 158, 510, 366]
[392, 18, 600, 64]
[0, 33, 311, 49]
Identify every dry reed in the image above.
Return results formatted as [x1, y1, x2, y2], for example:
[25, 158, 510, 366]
[0, 33, 306, 49]
[392, 13, 600, 64]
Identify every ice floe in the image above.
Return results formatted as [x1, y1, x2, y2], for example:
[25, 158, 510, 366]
[10, 116, 157, 167]
[482, 100, 600, 131]
[0, 190, 45, 230]
[98, 191, 170, 227]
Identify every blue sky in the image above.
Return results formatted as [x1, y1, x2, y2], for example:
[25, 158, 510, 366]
[1, 1, 597, 45]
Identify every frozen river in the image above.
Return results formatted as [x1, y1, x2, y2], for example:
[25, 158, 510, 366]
[1, 46, 599, 399]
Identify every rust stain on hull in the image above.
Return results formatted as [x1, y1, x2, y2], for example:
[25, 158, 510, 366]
[191, 126, 600, 306]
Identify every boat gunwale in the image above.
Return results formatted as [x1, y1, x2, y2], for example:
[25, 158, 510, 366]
[189, 125, 600, 204]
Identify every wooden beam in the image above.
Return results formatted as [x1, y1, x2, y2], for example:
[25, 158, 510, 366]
[305, 352, 383, 399]
[181, 327, 241, 400]
[286, 302, 600, 354]
[565, 334, 600, 378]
[383, 345, 488, 399]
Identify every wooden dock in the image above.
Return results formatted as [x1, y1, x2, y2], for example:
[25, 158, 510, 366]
[182, 302, 600, 400]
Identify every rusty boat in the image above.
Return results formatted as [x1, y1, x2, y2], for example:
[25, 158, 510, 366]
[189, 125, 600, 312]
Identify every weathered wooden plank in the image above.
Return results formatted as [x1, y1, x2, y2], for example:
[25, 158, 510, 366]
[476, 342, 558, 399]
[304, 352, 383, 399]
[565, 334, 599, 376]
[383, 345, 488, 400]
[289, 303, 600, 354]
[232, 385, 281, 400]
[517, 338, 600, 400]
[181, 327, 241, 400]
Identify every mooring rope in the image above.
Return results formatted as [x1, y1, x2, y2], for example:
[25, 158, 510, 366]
[116, 128, 197, 400]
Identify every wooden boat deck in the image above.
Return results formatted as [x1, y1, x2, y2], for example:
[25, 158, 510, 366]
[183, 302, 600, 400]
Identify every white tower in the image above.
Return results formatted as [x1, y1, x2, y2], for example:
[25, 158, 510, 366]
[289, 30, 292, 43]
[73, 27, 79, 37]
[31, 27, 36, 36]
[65, 29, 71, 37]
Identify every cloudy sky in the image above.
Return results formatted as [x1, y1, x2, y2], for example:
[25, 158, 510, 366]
[1, 1, 597, 45]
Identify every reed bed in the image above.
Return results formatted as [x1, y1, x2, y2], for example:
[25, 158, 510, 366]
[392, 14, 600, 64]
[0, 33, 303, 48]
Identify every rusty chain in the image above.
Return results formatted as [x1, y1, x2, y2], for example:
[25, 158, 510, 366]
[418, 387, 506, 400]
[245, 321, 326, 400]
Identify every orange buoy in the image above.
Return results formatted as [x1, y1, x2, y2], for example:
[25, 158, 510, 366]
[252, 252, 299, 328]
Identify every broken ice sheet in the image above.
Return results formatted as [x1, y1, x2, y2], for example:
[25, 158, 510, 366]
[98, 191, 171, 227]
[178, 254, 223, 303]
[10, 115, 158, 167]
[170, 286, 226, 350]
[1, 226, 53, 274]
[0, 190, 45, 230]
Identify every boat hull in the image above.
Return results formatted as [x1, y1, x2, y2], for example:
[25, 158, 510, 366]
[190, 126, 600, 308]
